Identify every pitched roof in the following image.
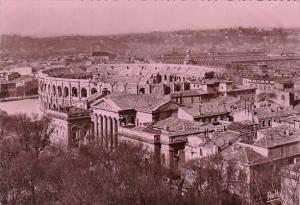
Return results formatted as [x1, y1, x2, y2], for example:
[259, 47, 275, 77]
[254, 125, 300, 148]
[212, 96, 241, 105]
[153, 117, 204, 132]
[170, 89, 207, 97]
[279, 115, 300, 123]
[200, 131, 241, 149]
[253, 107, 299, 119]
[190, 78, 233, 85]
[180, 102, 228, 118]
[107, 93, 174, 113]
[227, 121, 256, 133]
[224, 146, 267, 165]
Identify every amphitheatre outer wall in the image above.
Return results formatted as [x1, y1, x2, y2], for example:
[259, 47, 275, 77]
[37, 63, 226, 112]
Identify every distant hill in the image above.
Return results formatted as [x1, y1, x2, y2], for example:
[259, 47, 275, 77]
[1, 27, 300, 60]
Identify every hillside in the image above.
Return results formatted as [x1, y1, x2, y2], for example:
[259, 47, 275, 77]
[1, 27, 300, 59]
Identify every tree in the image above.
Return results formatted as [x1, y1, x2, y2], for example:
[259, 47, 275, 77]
[0, 114, 55, 205]
[183, 154, 242, 205]
[0, 110, 15, 139]
[14, 114, 54, 159]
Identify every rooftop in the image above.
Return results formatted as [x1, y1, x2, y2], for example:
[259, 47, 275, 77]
[170, 89, 207, 97]
[190, 78, 233, 85]
[153, 117, 222, 138]
[253, 107, 299, 119]
[47, 106, 90, 120]
[227, 121, 256, 133]
[12, 75, 36, 83]
[224, 145, 267, 165]
[200, 130, 241, 149]
[153, 117, 204, 133]
[107, 93, 173, 113]
[180, 102, 228, 118]
[279, 115, 300, 123]
[254, 125, 300, 148]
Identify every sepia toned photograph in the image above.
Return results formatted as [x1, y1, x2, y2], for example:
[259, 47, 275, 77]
[0, 0, 300, 204]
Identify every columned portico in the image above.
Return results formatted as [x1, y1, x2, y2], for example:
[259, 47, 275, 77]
[92, 112, 120, 149]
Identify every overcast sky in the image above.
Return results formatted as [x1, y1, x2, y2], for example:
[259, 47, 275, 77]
[0, 1, 299, 37]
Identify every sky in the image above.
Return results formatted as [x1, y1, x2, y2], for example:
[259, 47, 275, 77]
[0, 1, 299, 37]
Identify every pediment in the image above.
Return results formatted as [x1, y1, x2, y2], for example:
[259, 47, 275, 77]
[91, 99, 120, 112]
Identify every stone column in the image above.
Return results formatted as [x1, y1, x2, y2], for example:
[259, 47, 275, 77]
[99, 115, 103, 146]
[93, 115, 98, 140]
[69, 83, 71, 102]
[109, 117, 113, 149]
[79, 127, 84, 147]
[78, 82, 81, 100]
[103, 116, 108, 149]
[169, 149, 174, 169]
[113, 118, 118, 147]
[106, 117, 112, 149]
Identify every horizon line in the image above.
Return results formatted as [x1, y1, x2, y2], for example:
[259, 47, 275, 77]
[1, 26, 300, 39]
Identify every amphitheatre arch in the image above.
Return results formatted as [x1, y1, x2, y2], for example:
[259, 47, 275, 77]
[64, 87, 69, 97]
[174, 84, 181, 92]
[52, 85, 56, 96]
[139, 88, 145, 94]
[72, 87, 78, 97]
[81, 88, 87, 98]
[164, 86, 171, 95]
[91, 88, 97, 95]
[57, 86, 62, 97]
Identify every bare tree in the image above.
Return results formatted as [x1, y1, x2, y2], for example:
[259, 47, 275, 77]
[14, 114, 54, 159]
